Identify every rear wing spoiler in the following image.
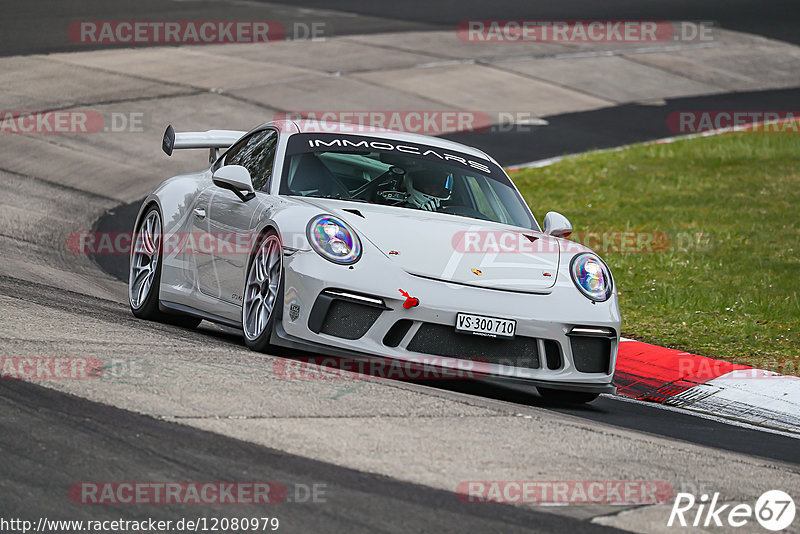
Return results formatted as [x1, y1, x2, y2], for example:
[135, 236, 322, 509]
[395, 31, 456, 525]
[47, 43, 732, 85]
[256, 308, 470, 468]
[161, 125, 246, 162]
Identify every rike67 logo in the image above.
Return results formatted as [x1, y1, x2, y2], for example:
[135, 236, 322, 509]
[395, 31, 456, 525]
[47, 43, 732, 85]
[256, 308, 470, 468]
[668, 490, 795, 531]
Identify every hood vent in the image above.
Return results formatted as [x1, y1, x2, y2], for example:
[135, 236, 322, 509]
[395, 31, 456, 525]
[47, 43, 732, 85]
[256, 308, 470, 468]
[343, 208, 364, 218]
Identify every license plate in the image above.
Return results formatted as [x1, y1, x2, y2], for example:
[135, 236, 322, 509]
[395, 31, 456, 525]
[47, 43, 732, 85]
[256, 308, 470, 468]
[455, 313, 516, 339]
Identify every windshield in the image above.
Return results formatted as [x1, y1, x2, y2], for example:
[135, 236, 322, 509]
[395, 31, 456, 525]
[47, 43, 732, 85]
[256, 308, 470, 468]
[280, 133, 537, 229]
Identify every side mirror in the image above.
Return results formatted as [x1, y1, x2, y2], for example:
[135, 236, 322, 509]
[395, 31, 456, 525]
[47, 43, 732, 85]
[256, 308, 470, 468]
[543, 211, 572, 238]
[212, 165, 255, 201]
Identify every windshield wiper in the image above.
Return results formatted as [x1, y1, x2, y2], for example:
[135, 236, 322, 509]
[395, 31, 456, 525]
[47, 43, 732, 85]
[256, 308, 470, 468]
[328, 195, 371, 204]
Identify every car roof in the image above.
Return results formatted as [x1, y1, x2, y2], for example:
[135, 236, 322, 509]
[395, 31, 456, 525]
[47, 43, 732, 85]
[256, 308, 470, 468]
[267, 119, 497, 164]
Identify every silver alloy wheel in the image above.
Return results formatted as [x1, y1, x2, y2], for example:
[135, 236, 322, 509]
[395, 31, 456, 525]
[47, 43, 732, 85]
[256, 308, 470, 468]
[243, 234, 282, 341]
[129, 210, 161, 309]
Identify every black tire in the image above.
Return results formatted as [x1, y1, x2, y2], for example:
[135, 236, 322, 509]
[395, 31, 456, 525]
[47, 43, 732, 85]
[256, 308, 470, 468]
[129, 205, 201, 329]
[242, 230, 283, 353]
[537, 387, 600, 404]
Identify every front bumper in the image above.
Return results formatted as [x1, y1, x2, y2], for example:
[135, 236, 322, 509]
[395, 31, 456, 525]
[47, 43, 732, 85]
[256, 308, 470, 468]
[275, 248, 620, 391]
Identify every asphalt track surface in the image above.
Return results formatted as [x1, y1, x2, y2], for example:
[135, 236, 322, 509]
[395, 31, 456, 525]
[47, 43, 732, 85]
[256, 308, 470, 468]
[0, 378, 627, 534]
[1, 0, 799, 57]
[3, 1, 800, 532]
[266, 0, 800, 46]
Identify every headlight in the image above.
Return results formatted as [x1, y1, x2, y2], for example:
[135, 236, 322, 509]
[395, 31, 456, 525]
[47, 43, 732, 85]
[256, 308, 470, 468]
[306, 215, 362, 265]
[570, 253, 613, 302]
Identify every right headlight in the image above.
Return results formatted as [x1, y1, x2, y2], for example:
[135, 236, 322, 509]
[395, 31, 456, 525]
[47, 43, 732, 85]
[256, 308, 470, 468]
[306, 214, 362, 265]
[570, 253, 613, 302]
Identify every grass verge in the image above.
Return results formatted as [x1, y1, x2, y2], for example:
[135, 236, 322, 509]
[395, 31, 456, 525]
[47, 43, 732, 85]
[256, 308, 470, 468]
[513, 129, 799, 373]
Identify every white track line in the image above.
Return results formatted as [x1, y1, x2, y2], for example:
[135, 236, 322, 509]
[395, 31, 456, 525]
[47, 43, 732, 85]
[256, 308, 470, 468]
[604, 394, 800, 440]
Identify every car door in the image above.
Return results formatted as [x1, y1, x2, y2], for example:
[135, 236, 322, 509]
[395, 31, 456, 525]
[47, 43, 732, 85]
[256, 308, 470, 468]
[204, 128, 279, 306]
[188, 186, 219, 299]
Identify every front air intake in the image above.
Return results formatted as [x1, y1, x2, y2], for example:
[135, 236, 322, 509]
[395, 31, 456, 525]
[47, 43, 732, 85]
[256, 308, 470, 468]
[543, 339, 563, 370]
[569, 336, 612, 374]
[407, 323, 540, 369]
[383, 319, 413, 347]
[308, 289, 387, 340]
[318, 300, 382, 340]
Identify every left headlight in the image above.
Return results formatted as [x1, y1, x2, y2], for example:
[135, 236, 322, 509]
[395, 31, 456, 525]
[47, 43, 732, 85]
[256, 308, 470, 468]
[306, 215, 362, 265]
[570, 253, 613, 302]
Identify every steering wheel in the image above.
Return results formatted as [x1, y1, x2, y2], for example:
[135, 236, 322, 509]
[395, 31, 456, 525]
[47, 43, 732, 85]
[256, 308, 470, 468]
[440, 205, 492, 220]
[351, 167, 405, 201]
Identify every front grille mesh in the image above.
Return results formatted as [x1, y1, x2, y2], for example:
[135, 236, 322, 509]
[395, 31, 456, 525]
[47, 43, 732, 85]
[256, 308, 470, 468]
[319, 300, 382, 340]
[570, 336, 611, 373]
[406, 323, 540, 369]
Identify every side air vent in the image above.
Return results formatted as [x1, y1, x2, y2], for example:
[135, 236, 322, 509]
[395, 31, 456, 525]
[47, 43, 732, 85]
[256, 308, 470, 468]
[308, 289, 388, 339]
[383, 319, 413, 347]
[566, 327, 615, 374]
[569, 336, 612, 374]
[543, 339, 562, 370]
[319, 300, 382, 340]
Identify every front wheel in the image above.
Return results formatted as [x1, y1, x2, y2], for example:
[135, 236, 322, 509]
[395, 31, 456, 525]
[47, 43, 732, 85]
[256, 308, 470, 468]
[242, 230, 283, 352]
[537, 387, 600, 404]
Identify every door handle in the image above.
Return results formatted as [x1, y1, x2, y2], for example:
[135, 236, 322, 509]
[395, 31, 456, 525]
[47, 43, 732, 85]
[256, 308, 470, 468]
[193, 208, 206, 220]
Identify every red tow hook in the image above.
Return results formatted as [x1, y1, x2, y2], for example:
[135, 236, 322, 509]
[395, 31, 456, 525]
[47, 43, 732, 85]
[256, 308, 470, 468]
[398, 289, 419, 309]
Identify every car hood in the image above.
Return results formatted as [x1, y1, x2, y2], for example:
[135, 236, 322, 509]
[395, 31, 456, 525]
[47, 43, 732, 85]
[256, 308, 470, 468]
[297, 198, 559, 293]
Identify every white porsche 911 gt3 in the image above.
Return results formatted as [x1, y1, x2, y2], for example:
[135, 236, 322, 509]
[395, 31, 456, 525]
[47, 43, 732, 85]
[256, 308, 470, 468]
[129, 120, 620, 403]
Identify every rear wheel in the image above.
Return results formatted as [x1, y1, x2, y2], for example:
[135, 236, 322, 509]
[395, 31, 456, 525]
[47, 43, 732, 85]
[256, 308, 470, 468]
[242, 230, 282, 353]
[129, 205, 200, 328]
[537, 387, 600, 404]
